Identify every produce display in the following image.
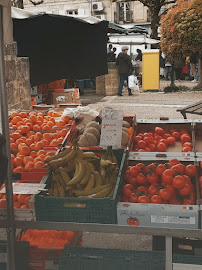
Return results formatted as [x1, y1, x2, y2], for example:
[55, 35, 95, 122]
[45, 146, 119, 198]
[122, 159, 197, 205]
[9, 110, 73, 172]
[19, 229, 76, 248]
[133, 126, 192, 152]
[77, 120, 132, 148]
[0, 183, 31, 208]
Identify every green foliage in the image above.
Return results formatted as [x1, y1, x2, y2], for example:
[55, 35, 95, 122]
[161, 0, 202, 58]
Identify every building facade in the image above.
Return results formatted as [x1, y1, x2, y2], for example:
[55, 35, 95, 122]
[23, 0, 149, 25]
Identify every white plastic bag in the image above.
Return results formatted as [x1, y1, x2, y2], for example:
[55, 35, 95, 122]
[128, 75, 139, 91]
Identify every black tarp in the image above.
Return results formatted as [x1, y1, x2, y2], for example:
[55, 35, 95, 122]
[13, 14, 109, 87]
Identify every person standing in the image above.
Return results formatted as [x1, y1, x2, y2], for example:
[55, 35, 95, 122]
[107, 44, 112, 54]
[116, 46, 133, 96]
[135, 49, 142, 61]
[190, 52, 198, 83]
[165, 56, 172, 80]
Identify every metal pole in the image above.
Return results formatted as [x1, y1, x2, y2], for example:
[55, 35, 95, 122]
[165, 237, 173, 270]
[0, 6, 16, 270]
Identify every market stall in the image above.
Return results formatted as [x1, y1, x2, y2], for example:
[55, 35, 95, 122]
[2, 3, 202, 270]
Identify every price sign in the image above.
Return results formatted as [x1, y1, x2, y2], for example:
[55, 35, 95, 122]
[100, 108, 123, 148]
[0, 183, 46, 194]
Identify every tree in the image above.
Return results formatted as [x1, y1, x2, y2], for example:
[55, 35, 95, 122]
[161, 0, 202, 87]
[137, 0, 176, 40]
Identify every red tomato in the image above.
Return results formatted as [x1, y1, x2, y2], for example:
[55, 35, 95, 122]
[169, 158, 180, 167]
[126, 217, 139, 226]
[182, 146, 192, 152]
[157, 142, 167, 152]
[148, 186, 159, 196]
[155, 127, 164, 135]
[123, 184, 134, 198]
[156, 164, 166, 175]
[136, 163, 146, 172]
[134, 135, 143, 143]
[159, 139, 168, 146]
[148, 144, 156, 151]
[143, 136, 152, 144]
[147, 163, 157, 172]
[159, 188, 171, 201]
[183, 142, 192, 148]
[127, 176, 137, 186]
[147, 173, 159, 185]
[129, 193, 139, 203]
[185, 164, 197, 177]
[137, 140, 147, 149]
[166, 136, 176, 145]
[166, 184, 176, 197]
[173, 175, 185, 189]
[162, 169, 173, 184]
[138, 195, 150, 203]
[180, 134, 191, 144]
[129, 166, 139, 176]
[151, 195, 162, 204]
[171, 164, 185, 176]
[178, 184, 191, 197]
[184, 175, 192, 184]
[154, 135, 163, 142]
[163, 133, 172, 139]
[172, 132, 180, 140]
[136, 186, 148, 194]
[136, 173, 147, 185]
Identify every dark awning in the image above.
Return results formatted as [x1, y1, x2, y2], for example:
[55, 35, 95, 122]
[13, 14, 109, 86]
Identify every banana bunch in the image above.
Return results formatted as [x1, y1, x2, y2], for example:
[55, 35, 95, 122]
[46, 145, 118, 199]
[100, 146, 119, 186]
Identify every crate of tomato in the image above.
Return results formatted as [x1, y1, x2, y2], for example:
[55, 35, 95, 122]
[117, 153, 200, 229]
[132, 118, 194, 154]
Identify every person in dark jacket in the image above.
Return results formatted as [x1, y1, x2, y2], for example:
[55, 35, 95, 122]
[116, 46, 133, 96]
[135, 49, 142, 61]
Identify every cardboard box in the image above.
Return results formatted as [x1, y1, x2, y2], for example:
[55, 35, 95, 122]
[117, 154, 199, 229]
[52, 92, 74, 104]
[132, 119, 194, 153]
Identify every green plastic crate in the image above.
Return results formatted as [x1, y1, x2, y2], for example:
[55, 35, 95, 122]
[0, 240, 29, 270]
[59, 246, 166, 270]
[35, 149, 126, 223]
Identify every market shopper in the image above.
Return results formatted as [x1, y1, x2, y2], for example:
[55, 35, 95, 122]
[135, 49, 142, 61]
[116, 46, 133, 96]
[190, 52, 198, 83]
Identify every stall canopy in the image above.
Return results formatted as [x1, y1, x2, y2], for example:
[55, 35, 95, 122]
[109, 34, 160, 45]
[12, 9, 109, 87]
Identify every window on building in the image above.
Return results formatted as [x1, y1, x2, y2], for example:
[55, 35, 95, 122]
[116, 2, 132, 24]
[66, 10, 78, 15]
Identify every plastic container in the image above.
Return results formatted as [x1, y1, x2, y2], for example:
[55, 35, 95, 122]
[35, 149, 126, 224]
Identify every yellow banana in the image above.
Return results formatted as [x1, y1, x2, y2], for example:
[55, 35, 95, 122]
[74, 183, 111, 196]
[67, 160, 86, 186]
[45, 146, 72, 163]
[58, 167, 71, 185]
[80, 162, 92, 186]
[84, 173, 95, 191]
[83, 152, 99, 159]
[93, 171, 103, 187]
[90, 186, 112, 198]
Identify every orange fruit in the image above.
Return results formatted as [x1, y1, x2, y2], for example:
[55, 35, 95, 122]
[47, 110, 54, 116]
[34, 161, 44, 169]
[50, 139, 58, 146]
[14, 201, 21, 208]
[33, 157, 42, 164]
[12, 116, 21, 125]
[24, 196, 31, 206]
[47, 121, 54, 127]
[26, 138, 34, 146]
[35, 142, 43, 150]
[10, 112, 19, 119]
[20, 145, 31, 156]
[49, 117, 55, 124]
[30, 151, 37, 158]
[27, 131, 35, 138]
[13, 166, 24, 173]
[33, 125, 41, 130]
[24, 161, 34, 171]
[52, 133, 59, 139]
[23, 156, 34, 166]
[16, 138, 25, 146]
[34, 132, 42, 141]
[36, 150, 46, 157]
[0, 199, 7, 208]
[37, 116, 43, 122]
[60, 129, 68, 137]
[30, 114, 37, 123]
[17, 194, 29, 205]
[42, 125, 51, 131]
[10, 143, 18, 150]
[26, 122, 33, 130]
[16, 153, 25, 161]
[14, 157, 23, 167]
[30, 143, 36, 150]
[18, 143, 26, 151]
[21, 125, 30, 134]
[43, 133, 52, 142]
[36, 120, 43, 126]
[41, 139, 49, 146]
[56, 120, 65, 127]
[19, 112, 27, 118]
[62, 115, 70, 124]
[11, 132, 21, 141]
[21, 204, 29, 209]
[37, 154, 46, 162]
[57, 137, 64, 144]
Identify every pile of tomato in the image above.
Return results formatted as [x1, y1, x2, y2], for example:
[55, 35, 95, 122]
[122, 158, 197, 205]
[133, 127, 192, 152]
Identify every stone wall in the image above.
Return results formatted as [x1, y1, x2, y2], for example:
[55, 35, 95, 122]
[4, 42, 31, 111]
[96, 62, 119, 96]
